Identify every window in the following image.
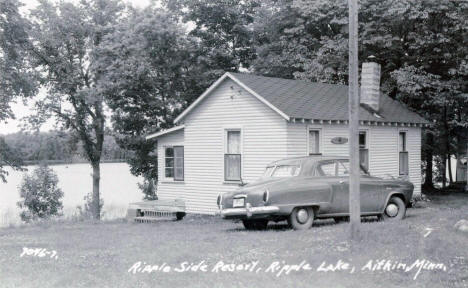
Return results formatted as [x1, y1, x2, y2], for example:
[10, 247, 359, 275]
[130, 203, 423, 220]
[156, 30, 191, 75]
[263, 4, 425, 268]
[225, 130, 241, 181]
[399, 131, 408, 175]
[308, 129, 321, 155]
[337, 160, 368, 176]
[165, 146, 184, 180]
[359, 131, 369, 171]
[317, 161, 336, 176]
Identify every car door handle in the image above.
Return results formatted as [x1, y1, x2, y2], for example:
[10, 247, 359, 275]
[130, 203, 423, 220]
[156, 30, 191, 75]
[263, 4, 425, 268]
[339, 180, 345, 184]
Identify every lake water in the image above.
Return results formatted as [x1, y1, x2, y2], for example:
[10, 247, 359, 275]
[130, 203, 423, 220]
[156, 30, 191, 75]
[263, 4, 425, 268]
[0, 163, 143, 227]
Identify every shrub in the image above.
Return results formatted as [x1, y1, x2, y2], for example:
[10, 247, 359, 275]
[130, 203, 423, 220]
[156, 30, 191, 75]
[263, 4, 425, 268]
[17, 165, 64, 222]
[139, 177, 157, 200]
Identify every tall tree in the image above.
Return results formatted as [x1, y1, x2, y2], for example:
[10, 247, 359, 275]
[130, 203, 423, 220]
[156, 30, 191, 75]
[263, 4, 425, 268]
[165, 0, 258, 84]
[16, 0, 125, 218]
[0, 0, 36, 181]
[97, 7, 197, 180]
[251, 0, 467, 188]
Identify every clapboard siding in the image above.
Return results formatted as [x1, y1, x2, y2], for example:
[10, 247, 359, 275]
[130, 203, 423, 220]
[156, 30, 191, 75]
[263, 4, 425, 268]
[406, 127, 422, 196]
[156, 129, 186, 201]
[286, 123, 422, 196]
[158, 79, 288, 214]
[369, 126, 398, 178]
[286, 123, 307, 157]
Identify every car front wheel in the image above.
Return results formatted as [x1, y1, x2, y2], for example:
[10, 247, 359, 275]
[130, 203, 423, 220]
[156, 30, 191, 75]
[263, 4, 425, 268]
[288, 207, 314, 230]
[242, 219, 268, 230]
[381, 196, 406, 220]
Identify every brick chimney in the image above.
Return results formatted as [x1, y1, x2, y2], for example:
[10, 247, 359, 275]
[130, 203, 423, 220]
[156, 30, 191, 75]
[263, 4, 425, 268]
[360, 57, 381, 111]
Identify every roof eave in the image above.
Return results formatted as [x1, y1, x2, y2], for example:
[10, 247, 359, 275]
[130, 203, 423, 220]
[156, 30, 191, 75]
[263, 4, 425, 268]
[145, 125, 185, 140]
[174, 72, 290, 124]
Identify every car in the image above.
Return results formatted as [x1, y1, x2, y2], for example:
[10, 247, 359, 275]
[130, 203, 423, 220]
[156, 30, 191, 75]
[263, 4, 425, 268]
[218, 155, 414, 230]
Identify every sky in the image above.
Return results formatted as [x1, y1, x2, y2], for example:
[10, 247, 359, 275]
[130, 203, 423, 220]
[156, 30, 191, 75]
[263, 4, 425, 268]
[0, 0, 153, 135]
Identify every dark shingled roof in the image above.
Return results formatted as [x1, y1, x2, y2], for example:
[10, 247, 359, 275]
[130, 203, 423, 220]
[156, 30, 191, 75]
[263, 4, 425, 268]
[230, 72, 429, 124]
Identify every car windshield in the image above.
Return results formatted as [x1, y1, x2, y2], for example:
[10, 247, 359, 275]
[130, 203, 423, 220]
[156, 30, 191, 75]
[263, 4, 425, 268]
[264, 165, 301, 177]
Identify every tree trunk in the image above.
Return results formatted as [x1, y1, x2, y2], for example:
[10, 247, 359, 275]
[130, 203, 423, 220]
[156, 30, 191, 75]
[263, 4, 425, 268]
[423, 132, 434, 188]
[442, 153, 447, 188]
[92, 161, 101, 220]
[442, 105, 448, 188]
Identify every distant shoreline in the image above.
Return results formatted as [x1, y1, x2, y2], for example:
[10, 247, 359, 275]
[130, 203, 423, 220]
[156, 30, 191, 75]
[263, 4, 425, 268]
[21, 159, 128, 166]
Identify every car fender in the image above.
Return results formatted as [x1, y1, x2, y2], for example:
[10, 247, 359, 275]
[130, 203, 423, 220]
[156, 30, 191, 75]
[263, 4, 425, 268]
[276, 202, 329, 215]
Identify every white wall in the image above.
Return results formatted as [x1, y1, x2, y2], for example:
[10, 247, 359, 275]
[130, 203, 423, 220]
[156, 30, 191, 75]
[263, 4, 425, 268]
[286, 123, 422, 196]
[156, 129, 186, 200]
[159, 79, 288, 214]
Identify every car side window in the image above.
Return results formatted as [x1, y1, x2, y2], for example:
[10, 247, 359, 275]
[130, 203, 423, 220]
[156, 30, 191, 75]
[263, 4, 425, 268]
[317, 161, 336, 176]
[337, 161, 349, 176]
[337, 160, 368, 176]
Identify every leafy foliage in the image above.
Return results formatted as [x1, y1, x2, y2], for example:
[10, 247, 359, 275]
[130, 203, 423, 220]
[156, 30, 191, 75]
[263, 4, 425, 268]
[0, 137, 24, 182]
[0, 0, 37, 182]
[2, 130, 130, 163]
[17, 165, 63, 222]
[138, 177, 157, 201]
[250, 0, 467, 186]
[9, 0, 126, 219]
[97, 7, 200, 179]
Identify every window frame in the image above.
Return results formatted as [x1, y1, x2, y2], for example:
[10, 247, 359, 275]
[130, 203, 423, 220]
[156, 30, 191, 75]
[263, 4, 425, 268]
[307, 126, 322, 155]
[399, 130, 409, 176]
[359, 130, 369, 172]
[224, 129, 242, 182]
[173, 146, 184, 181]
[163, 145, 184, 181]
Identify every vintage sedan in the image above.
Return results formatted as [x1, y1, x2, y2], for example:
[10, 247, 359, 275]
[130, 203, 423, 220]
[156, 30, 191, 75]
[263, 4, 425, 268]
[218, 155, 414, 230]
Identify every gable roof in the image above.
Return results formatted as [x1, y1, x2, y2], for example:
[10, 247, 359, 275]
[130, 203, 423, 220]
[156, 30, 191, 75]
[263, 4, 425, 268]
[146, 125, 184, 140]
[174, 72, 429, 125]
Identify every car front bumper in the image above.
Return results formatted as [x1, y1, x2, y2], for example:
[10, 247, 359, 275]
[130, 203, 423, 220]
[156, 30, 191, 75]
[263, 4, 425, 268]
[220, 204, 280, 218]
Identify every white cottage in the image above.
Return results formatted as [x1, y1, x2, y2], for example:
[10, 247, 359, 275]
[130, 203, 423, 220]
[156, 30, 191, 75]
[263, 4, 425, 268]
[147, 62, 429, 214]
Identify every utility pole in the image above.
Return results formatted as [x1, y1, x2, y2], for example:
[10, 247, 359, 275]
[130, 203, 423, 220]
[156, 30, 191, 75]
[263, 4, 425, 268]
[348, 0, 361, 239]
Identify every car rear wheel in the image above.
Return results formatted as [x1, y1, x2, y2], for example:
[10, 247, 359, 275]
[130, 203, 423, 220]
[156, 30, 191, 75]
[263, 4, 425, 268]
[288, 207, 314, 230]
[380, 196, 406, 221]
[242, 219, 268, 230]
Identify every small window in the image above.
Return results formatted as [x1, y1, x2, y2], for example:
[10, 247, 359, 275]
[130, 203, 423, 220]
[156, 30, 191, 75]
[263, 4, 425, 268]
[165, 147, 174, 178]
[165, 146, 184, 180]
[317, 161, 336, 176]
[399, 132, 407, 152]
[225, 130, 241, 181]
[359, 131, 369, 171]
[174, 146, 184, 181]
[399, 132, 408, 175]
[308, 129, 321, 155]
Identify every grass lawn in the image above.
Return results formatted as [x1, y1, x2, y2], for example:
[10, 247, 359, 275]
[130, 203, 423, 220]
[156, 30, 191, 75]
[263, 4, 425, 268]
[0, 193, 467, 288]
